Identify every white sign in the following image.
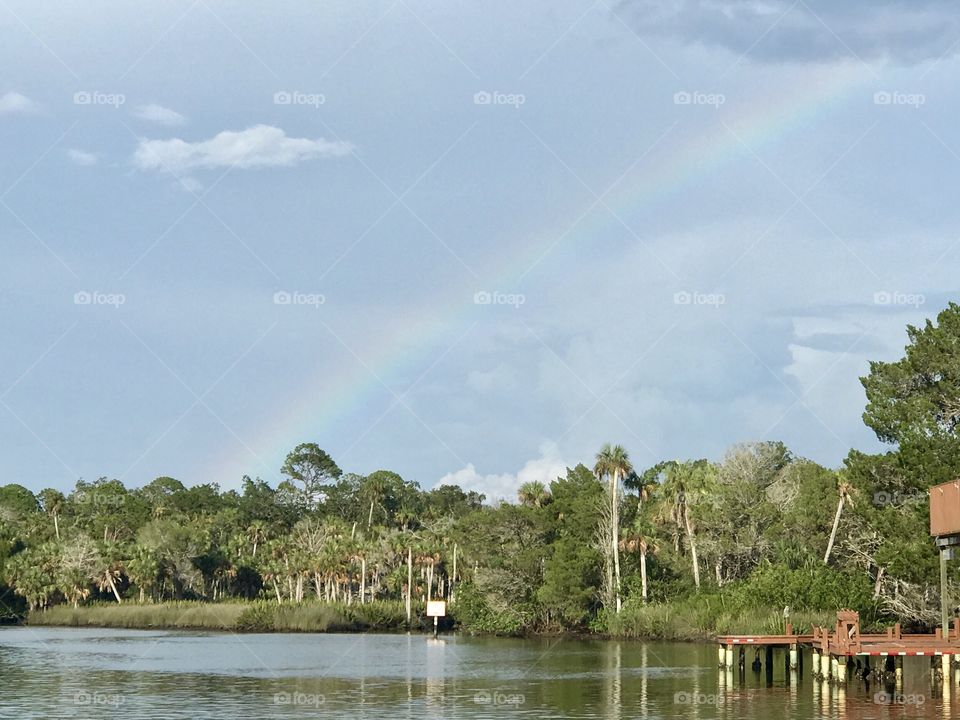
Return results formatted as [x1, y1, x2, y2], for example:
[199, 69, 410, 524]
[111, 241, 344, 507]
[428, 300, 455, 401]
[426, 601, 447, 617]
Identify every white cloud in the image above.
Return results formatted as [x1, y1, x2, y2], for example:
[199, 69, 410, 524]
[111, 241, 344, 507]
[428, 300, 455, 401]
[0, 92, 38, 114]
[132, 103, 186, 127]
[67, 149, 97, 166]
[436, 442, 569, 503]
[133, 125, 353, 174]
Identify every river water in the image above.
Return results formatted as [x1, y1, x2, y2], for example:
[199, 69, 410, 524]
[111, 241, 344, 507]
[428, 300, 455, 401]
[0, 627, 951, 718]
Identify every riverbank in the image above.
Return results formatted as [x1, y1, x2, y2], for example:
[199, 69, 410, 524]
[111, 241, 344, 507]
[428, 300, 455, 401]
[25, 597, 854, 641]
[27, 600, 411, 633]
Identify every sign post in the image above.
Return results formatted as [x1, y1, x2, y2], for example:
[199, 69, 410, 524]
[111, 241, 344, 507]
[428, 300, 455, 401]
[426, 600, 446, 639]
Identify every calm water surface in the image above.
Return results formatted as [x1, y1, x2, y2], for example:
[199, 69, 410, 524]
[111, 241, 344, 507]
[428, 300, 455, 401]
[0, 627, 952, 718]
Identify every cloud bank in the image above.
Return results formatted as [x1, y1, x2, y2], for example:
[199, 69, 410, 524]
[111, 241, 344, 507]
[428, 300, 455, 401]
[437, 442, 570, 503]
[616, 0, 960, 64]
[133, 125, 353, 174]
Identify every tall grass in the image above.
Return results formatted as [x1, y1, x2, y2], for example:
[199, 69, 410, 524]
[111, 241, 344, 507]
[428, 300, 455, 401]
[29, 600, 409, 633]
[606, 595, 836, 641]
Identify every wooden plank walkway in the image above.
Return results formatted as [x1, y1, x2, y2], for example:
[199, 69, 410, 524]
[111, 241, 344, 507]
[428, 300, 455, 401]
[714, 612, 960, 682]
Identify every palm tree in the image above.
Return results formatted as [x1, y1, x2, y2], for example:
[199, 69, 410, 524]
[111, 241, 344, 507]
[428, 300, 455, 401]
[360, 473, 390, 528]
[656, 461, 706, 590]
[246, 521, 268, 558]
[517, 481, 551, 508]
[823, 475, 855, 565]
[620, 520, 658, 603]
[38, 489, 65, 541]
[624, 469, 658, 512]
[126, 546, 159, 603]
[595, 443, 632, 614]
[94, 541, 124, 603]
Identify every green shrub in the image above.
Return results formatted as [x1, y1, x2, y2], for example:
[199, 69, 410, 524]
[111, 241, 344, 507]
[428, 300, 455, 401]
[454, 582, 525, 635]
[235, 602, 277, 631]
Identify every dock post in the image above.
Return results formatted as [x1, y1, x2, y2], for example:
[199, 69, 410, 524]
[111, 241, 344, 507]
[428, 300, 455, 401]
[725, 644, 734, 671]
[895, 657, 903, 689]
[836, 657, 847, 682]
[718, 644, 725, 668]
[790, 645, 798, 671]
[943, 654, 951, 683]
[765, 646, 773, 684]
[812, 649, 821, 677]
[942, 547, 950, 641]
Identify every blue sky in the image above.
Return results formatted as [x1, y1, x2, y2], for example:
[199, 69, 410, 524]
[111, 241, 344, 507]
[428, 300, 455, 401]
[1, 0, 958, 500]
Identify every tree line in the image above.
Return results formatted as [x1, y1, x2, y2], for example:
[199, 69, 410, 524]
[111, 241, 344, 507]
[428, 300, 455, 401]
[2, 303, 960, 634]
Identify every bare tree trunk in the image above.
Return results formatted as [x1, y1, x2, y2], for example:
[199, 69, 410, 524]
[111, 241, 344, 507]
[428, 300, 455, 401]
[53, 513, 60, 541]
[451, 544, 458, 603]
[368, 501, 375, 528]
[611, 473, 622, 614]
[107, 574, 122, 604]
[824, 496, 845, 564]
[684, 507, 700, 590]
[640, 550, 648, 602]
[406, 547, 413, 624]
[874, 567, 885, 598]
[361, 557, 367, 604]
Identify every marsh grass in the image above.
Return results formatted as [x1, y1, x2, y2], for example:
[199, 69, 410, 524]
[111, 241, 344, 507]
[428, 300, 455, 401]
[607, 596, 837, 641]
[29, 600, 409, 633]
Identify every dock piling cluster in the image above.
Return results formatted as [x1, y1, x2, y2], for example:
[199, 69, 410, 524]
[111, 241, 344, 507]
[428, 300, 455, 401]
[717, 610, 960, 686]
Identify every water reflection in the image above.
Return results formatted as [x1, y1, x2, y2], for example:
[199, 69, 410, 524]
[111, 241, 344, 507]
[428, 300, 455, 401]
[0, 627, 957, 718]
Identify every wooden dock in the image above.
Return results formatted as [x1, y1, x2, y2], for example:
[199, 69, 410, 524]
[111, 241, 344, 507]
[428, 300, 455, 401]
[715, 610, 960, 683]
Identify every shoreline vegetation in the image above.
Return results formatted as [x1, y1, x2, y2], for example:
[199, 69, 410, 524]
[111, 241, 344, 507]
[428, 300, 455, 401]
[26, 600, 411, 634]
[23, 599, 842, 642]
[3, 304, 960, 641]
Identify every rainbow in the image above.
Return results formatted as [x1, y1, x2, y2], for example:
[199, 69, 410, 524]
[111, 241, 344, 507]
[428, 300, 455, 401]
[208, 63, 868, 485]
